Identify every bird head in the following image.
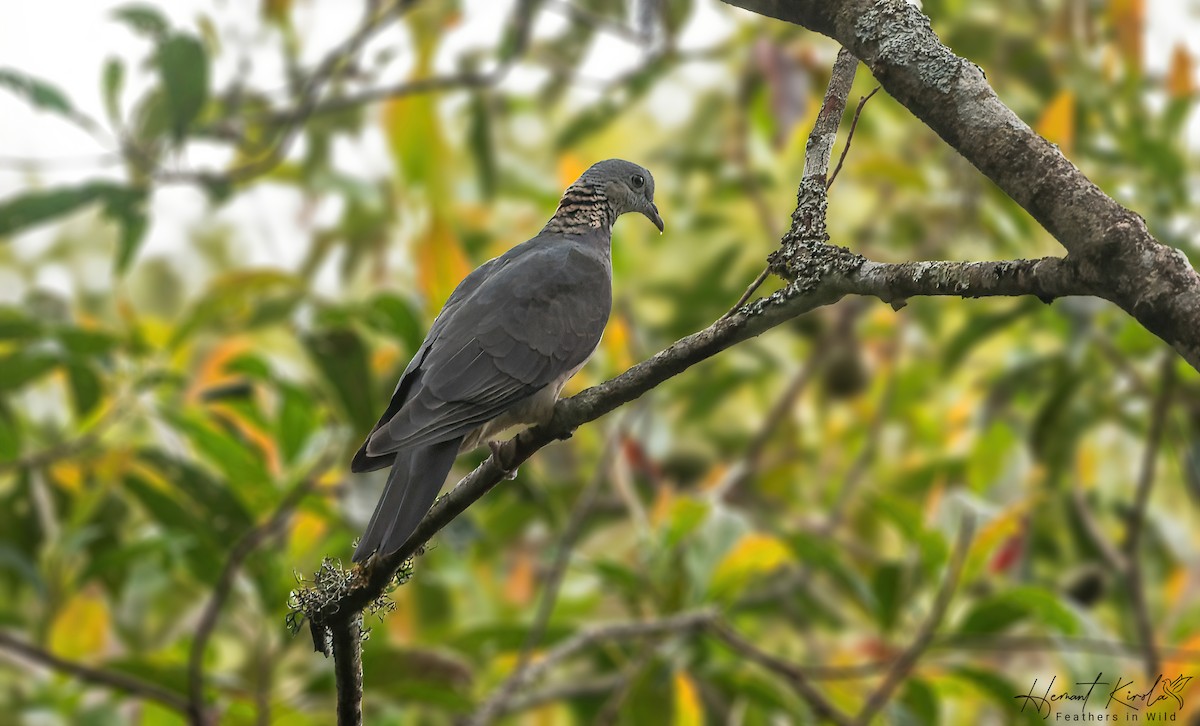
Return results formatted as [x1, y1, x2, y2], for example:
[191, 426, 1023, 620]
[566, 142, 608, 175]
[575, 159, 664, 233]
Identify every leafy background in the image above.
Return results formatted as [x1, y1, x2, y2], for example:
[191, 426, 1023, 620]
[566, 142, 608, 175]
[1, 0, 1199, 723]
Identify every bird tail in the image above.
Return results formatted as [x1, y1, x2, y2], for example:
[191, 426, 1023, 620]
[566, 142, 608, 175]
[352, 437, 462, 563]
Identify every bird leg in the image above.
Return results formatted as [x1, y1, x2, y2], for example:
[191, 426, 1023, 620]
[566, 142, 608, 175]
[488, 440, 519, 480]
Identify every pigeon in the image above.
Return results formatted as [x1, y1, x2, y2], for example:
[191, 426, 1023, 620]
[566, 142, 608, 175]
[350, 159, 664, 563]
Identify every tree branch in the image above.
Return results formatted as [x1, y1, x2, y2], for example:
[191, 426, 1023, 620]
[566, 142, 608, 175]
[726, 46, 859, 315]
[187, 453, 335, 725]
[468, 610, 714, 725]
[719, 0, 1200, 370]
[708, 621, 854, 725]
[332, 616, 364, 726]
[854, 513, 975, 725]
[300, 251, 1094, 638]
[471, 413, 639, 724]
[0, 631, 189, 714]
[1123, 355, 1175, 679]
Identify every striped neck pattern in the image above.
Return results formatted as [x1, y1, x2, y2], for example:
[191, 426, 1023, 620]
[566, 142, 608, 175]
[541, 184, 615, 236]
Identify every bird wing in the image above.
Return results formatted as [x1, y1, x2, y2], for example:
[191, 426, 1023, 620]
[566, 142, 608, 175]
[357, 238, 612, 461]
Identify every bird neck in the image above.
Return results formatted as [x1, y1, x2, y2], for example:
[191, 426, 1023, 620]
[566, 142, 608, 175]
[541, 184, 615, 236]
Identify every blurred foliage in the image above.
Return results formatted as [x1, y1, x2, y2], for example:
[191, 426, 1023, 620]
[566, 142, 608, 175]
[1, 0, 1199, 723]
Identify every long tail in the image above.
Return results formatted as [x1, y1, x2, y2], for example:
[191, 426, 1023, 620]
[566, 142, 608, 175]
[352, 437, 462, 563]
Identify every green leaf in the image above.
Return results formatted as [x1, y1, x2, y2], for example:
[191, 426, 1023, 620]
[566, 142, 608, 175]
[364, 293, 425, 354]
[0, 182, 117, 236]
[951, 667, 1044, 725]
[467, 94, 497, 198]
[106, 188, 149, 274]
[136, 450, 253, 538]
[278, 384, 319, 464]
[56, 327, 119, 357]
[65, 362, 103, 418]
[787, 531, 875, 612]
[0, 350, 59, 391]
[167, 412, 272, 491]
[0, 182, 147, 270]
[898, 678, 940, 725]
[102, 58, 125, 123]
[0, 401, 20, 461]
[956, 585, 1081, 636]
[872, 562, 906, 633]
[942, 303, 1033, 372]
[0, 307, 42, 339]
[0, 68, 75, 117]
[112, 4, 170, 38]
[155, 34, 209, 141]
[303, 327, 377, 435]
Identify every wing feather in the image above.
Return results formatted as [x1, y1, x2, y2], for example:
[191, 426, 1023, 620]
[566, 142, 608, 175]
[361, 238, 611, 458]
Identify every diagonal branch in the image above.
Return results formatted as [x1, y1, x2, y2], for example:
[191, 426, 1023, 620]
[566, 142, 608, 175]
[0, 631, 189, 714]
[472, 411, 641, 724]
[187, 452, 336, 725]
[708, 621, 854, 725]
[854, 513, 976, 725]
[854, 513, 974, 720]
[1123, 355, 1175, 679]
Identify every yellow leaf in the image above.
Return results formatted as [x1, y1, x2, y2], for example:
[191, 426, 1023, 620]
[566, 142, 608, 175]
[697, 463, 729, 492]
[557, 153, 588, 190]
[188, 337, 251, 403]
[672, 672, 704, 726]
[261, 0, 291, 23]
[1162, 633, 1200, 721]
[650, 483, 676, 526]
[1108, 0, 1143, 72]
[1165, 565, 1189, 611]
[49, 587, 110, 661]
[1036, 91, 1075, 154]
[504, 549, 535, 605]
[1167, 44, 1194, 99]
[603, 314, 634, 371]
[710, 533, 793, 598]
[288, 510, 327, 556]
[1075, 443, 1097, 488]
[49, 461, 84, 494]
[415, 218, 473, 310]
[371, 342, 402, 376]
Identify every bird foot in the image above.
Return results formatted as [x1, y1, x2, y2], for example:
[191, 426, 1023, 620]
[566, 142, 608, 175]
[488, 440, 519, 480]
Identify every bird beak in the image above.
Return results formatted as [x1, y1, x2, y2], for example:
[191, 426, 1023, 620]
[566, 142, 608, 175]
[644, 203, 664, 233]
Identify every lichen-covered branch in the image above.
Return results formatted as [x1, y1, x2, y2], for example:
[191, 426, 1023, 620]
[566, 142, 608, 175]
[331, 616, 364, 726]
[720, 0, 1200, 370]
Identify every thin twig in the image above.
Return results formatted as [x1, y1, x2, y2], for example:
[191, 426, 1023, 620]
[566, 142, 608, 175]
[187, 453, 335, 724]
[854, 513, 976, 725]
[723, 47, 859, 319]
[1070, 482, 1129, 573]
[826, 86, 879, 190]
[709, 621, 854, 725]
[492, 674, 625, 717]
[803, 48, 859, 185]
[1123, 355, 1175, 679]
[593, 642, 660, 726]
[472, 413, 638, 724]
[0, 631, 189, 713]
[544, 0, 648, 45]
[467, 611, 714, 725]
[715, 339, 829, 498]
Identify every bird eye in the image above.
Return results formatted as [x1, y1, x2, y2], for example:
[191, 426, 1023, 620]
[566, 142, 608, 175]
[630, 174, 645, 189]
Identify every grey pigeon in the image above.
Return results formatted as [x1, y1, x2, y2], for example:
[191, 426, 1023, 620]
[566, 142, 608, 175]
[350, 159, 663, 563]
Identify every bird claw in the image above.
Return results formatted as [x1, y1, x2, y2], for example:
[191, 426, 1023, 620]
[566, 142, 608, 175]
[488, 440, 519, 480]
